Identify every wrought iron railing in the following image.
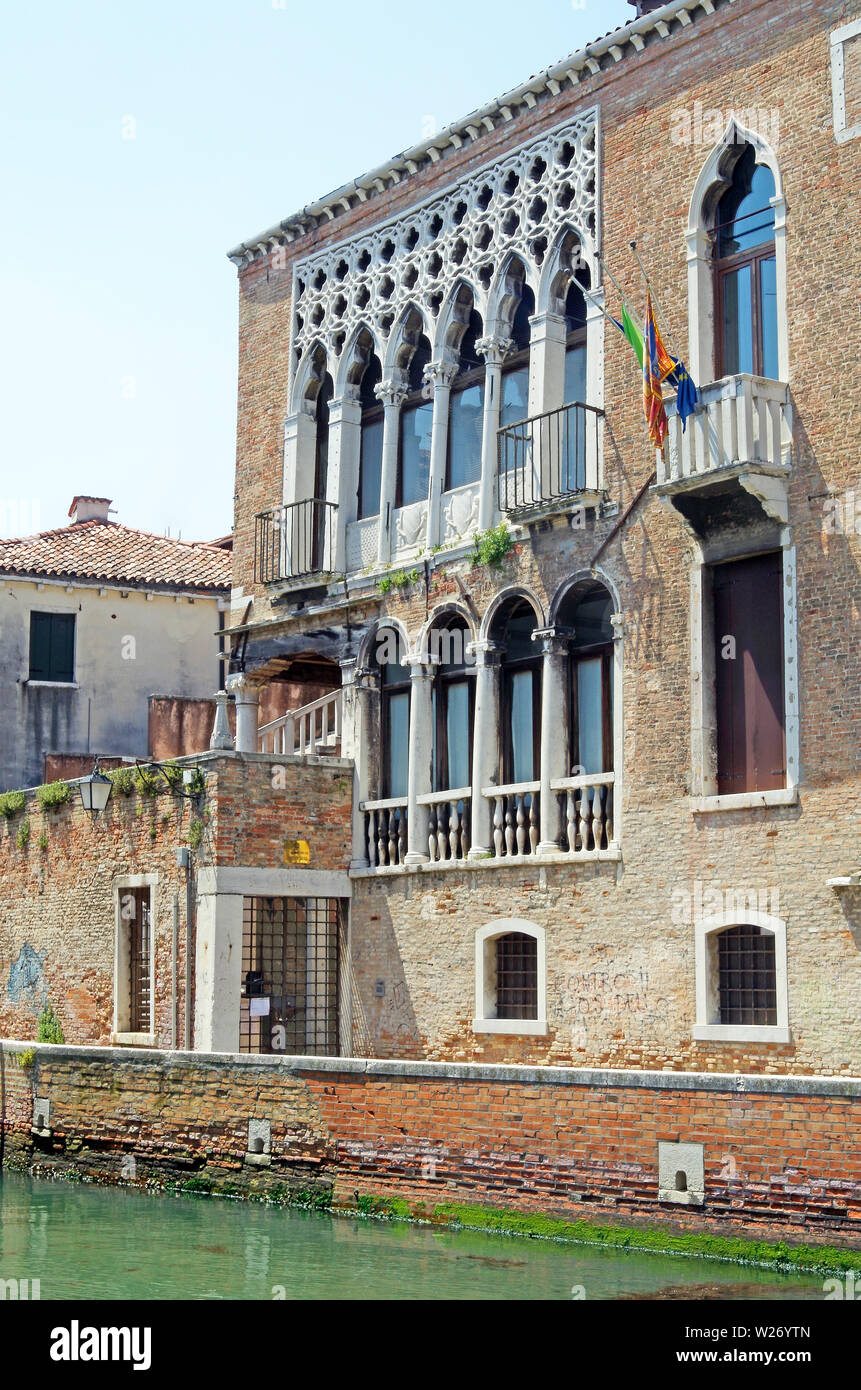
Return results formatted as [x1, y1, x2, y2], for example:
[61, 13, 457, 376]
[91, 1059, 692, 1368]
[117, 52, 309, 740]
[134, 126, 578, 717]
[498, 400, 603, 514]
[254, 499, 337, 584]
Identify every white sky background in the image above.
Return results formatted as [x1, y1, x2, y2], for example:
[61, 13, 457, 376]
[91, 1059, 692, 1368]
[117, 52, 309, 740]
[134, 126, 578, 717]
[0, 0, 632, 543]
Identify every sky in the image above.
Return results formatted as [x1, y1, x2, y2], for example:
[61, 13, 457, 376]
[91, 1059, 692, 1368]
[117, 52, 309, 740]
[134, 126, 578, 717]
[0, 0, 633, 544]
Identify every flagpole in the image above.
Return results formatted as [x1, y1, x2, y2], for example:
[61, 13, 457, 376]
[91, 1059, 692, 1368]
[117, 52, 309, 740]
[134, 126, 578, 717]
[581, 285, 632, 337]
[595, 251, 641, 321]
[629, 239, 680, 357]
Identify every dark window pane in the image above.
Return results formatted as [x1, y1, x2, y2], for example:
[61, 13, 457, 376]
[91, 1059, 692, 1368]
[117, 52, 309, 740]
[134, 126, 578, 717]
[399, 400, 433, 506]
[500, 365, 529, 429]
[713, 552, 785, 794]
[445, 680, 471, 790]
[576, 656, 604, 775]
[495, 932, 538, 1019]
[759, 256, 779, 379]
[718, 925, 777, 1026]
[717, 149, 776, 256]
[447, 380, 484, 490]
[387, 691, 410, 799]
[510, 670, 535, 783]
[722, 265, 753, 374]
[358, 416, 383, 518]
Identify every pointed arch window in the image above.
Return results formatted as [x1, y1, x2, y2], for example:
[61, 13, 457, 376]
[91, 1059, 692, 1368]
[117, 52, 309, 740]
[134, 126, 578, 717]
[562, 277, 588, 491]
[312, 373, 333, 570]
[714, 145, 778, 379]
[357, 355, 383, 520]
[446, 309, 485, 492]
[397, 335, 433, 508]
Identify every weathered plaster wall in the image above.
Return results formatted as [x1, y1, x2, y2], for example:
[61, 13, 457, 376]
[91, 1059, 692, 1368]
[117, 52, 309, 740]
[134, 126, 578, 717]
[0, 577, 226, 792]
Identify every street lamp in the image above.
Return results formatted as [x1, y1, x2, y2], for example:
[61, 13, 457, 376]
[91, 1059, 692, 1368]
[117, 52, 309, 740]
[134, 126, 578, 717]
[78, 761, 113, 813]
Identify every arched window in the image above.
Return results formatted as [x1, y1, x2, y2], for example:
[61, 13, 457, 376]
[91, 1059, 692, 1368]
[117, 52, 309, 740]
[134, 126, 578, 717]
[716, 924, 777, 1027]
[429, 615, 473, 793]
[446, 309, 485, 492]
[562, 276, 588, 491]
[357, 354, 383, 520]
[377, 630, 410, 799]
[397, 334, 433, 508]
[473, 920, 547, 1035]
[500, 284, 535, 430]
[714, 145, 778, 379]
[492, 597, 541, 784]
[559, 580, 614, 776]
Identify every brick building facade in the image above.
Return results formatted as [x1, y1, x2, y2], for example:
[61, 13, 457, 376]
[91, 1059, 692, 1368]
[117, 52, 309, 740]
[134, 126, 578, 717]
[214, 0, 861, 1076]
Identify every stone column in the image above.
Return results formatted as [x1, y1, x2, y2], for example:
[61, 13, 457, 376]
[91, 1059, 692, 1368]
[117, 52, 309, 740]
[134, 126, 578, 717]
[227, 673, 260, 754]
[528, 312, 567, 417]
[343, 659, 378, 870]
[476, 336, 513, 532]
[209, 690, 234, 751]
[282, 406, 316, 506]
[405, 656, 434, 866]
[326, 387, 362, 573]
[468, 641, 502, 858]
[423, 360, 458, 551]
[534, 627, 571, 854]
[376, 380, 407, 566]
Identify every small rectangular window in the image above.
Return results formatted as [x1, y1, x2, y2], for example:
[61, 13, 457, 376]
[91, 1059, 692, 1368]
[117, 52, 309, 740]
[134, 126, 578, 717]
[718, 925, 777, 1026]
[496, 933, 538, 1020]
[127, 888, 152, 1034]
[29, 612, 75, 683]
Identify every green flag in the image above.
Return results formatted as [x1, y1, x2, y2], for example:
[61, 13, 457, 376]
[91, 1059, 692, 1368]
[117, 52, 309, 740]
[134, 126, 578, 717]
[621, 303, 644, 368]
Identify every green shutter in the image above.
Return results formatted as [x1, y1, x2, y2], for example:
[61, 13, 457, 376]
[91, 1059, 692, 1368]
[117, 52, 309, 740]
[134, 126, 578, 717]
[29, 612, 51, 680]
[29, 612, 75, 682]
[51, 614, 75, 682]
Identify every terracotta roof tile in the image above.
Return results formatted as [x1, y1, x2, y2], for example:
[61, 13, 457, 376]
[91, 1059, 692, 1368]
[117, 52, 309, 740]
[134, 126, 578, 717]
[0, 519, 231, 592]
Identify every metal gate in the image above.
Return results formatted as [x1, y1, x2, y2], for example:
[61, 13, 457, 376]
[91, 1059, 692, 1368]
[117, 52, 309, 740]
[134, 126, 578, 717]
[239, 897, 343, 1056]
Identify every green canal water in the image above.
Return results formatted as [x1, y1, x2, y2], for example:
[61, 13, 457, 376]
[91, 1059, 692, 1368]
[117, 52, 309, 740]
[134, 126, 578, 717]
[0, 1173, 829, 1300]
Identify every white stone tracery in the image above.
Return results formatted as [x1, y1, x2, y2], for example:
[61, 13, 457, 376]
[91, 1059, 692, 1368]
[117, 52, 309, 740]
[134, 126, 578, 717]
[290, 108, 600, 408]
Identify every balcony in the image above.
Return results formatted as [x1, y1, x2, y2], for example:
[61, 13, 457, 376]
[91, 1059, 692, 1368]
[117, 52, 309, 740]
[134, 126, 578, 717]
[254, 499, 337, 586]
[654, 374, 792, 528]
[498, 400, 604, 518]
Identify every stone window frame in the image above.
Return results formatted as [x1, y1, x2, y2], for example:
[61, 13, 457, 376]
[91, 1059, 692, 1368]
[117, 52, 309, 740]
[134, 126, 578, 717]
[688, 536, 799, 814]
[112, 873, 158, 1047]
[831, 18, 861, 145]
[25, 603, 79, 689]
[693, 909, 790, 1045]
[473, 919, 547, 1036]
[686, 117, 789, 388]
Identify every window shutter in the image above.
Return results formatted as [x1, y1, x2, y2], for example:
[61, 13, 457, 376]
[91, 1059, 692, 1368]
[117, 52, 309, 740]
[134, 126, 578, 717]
[713, 552, 785, 794]
[51, 614, 75, 682]
[29, 612, 51, 680]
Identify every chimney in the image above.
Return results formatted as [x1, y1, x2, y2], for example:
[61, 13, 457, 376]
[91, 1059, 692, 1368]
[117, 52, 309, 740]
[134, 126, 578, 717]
[68, 496, 113, 525]
[627, 0, 668, 15]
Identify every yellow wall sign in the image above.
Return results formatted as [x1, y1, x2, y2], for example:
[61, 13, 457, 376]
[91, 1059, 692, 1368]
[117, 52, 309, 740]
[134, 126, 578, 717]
[283, 839, 311, 866]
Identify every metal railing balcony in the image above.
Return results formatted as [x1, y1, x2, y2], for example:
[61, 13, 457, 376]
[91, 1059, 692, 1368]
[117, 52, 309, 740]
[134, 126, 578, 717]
[498, 400, 603, 515]
[254, 499, 337, 585]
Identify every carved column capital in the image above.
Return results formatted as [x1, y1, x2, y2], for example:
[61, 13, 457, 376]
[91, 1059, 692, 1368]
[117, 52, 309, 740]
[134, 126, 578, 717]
[376, 379, 409, 409]
[476, 335, 514, 369]
[532, 625, 573, 657]
[423, 359, 459, 392]
[610, 612, 624, 641]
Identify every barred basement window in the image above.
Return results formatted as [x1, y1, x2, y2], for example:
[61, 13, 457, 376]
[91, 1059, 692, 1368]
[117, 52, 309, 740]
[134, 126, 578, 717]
[495, 932, 538, 1020]
[239, 897, 343, 1056]
[717, 924, 777, 1027]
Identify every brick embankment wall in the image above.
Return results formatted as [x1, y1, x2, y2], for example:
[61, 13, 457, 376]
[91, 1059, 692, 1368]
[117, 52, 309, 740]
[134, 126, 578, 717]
[1, 1043, 858, 1249]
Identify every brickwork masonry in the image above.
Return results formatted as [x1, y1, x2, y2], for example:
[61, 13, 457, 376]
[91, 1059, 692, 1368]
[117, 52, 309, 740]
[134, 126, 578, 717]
[1, 1042, 858, 1255]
